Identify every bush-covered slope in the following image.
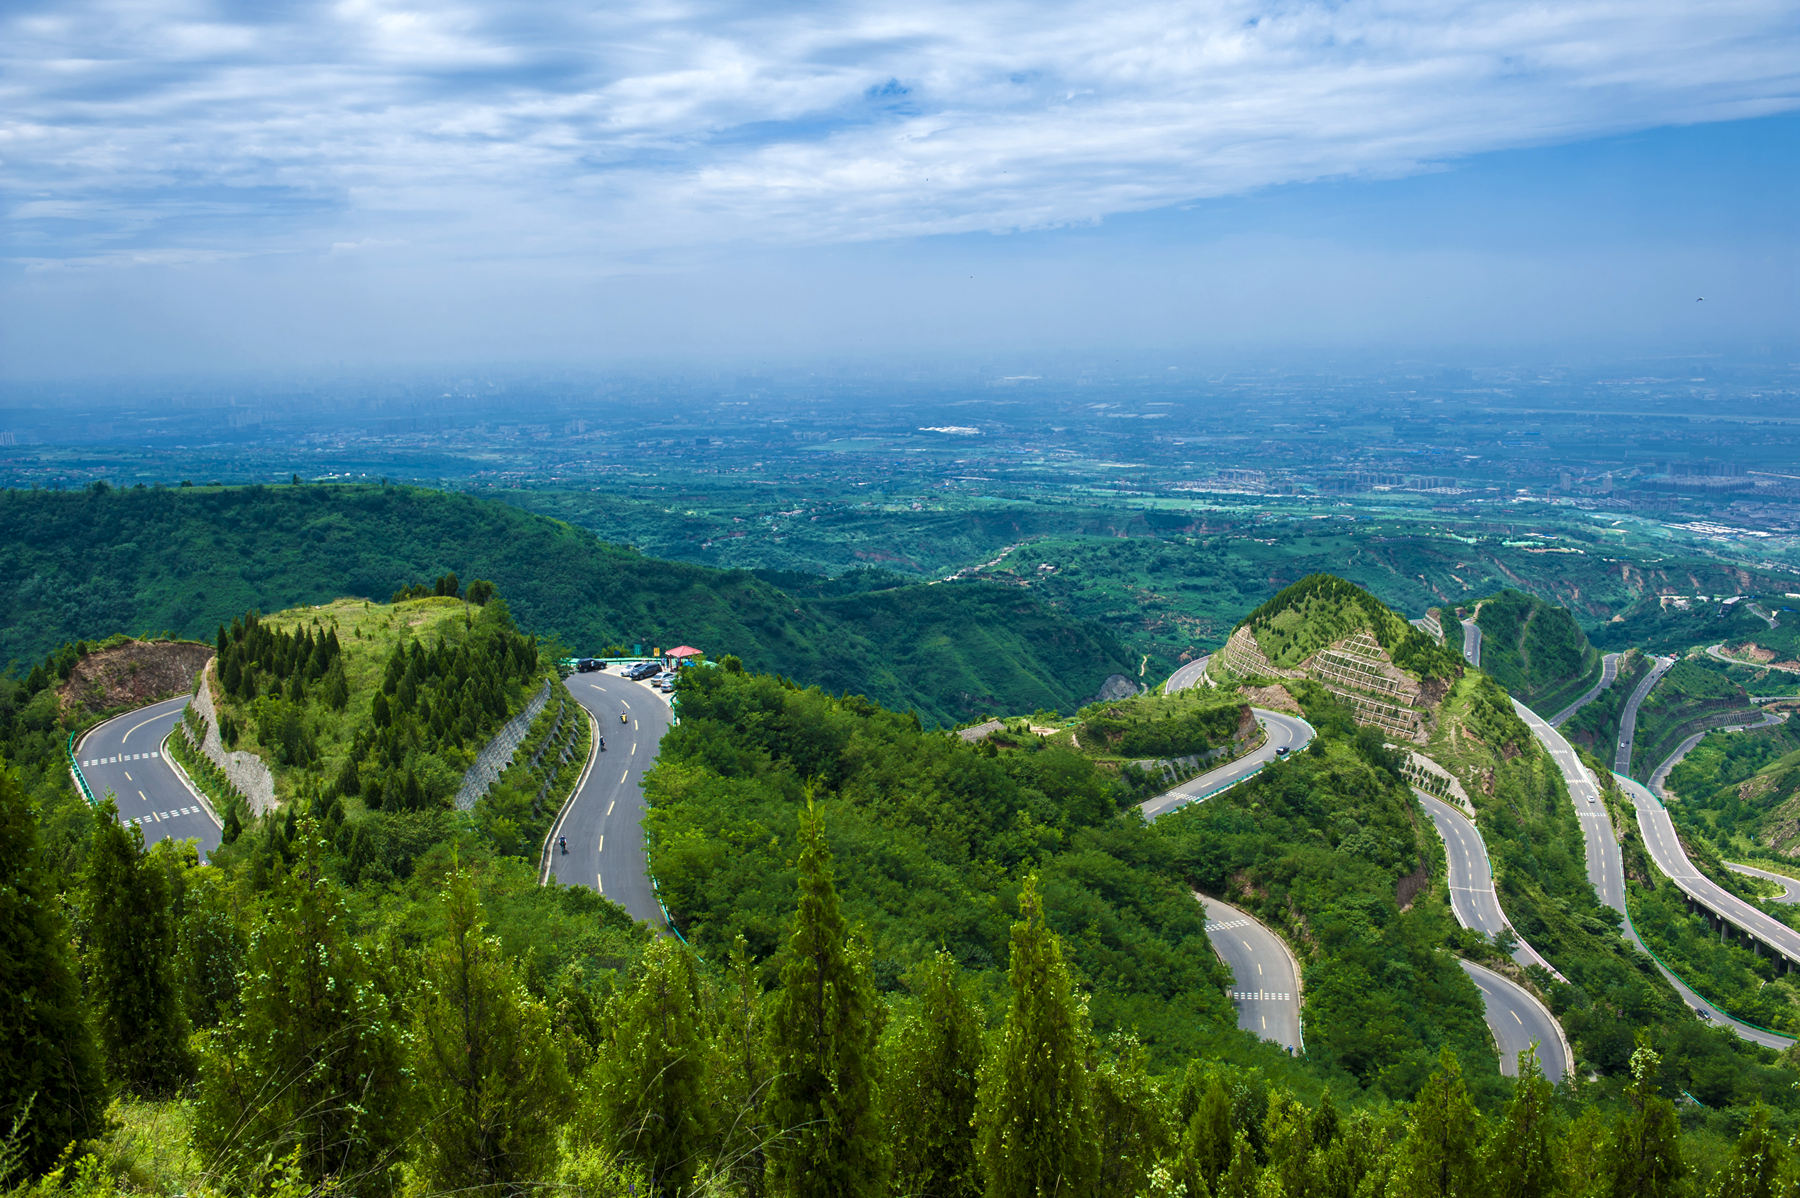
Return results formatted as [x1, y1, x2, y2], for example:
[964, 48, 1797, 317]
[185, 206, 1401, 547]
[1631, 658, 1761, 781]
[1472, 589, 1602, 714]
[0, 484, 1132, 726]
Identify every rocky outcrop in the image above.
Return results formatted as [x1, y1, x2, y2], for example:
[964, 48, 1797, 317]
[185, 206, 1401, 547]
[60, 640, 214, 719]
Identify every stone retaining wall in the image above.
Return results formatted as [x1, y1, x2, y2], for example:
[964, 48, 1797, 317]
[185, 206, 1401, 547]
[455, 679, 553, 811]
[190, 661, 278, 815]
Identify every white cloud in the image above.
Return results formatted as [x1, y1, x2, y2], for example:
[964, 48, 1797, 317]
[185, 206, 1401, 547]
[1, 0, 1797, 266]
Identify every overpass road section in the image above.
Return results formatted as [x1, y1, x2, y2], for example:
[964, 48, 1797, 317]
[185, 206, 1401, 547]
[1615, 655, 1676, 777]
[1726, 863, 1800, 905]
[545, 670, 676, 927]
[76, 695, 222, 859]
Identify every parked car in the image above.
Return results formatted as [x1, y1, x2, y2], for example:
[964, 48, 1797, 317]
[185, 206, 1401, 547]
[626, 662, 661, 680]
[575, 658, 605, 672]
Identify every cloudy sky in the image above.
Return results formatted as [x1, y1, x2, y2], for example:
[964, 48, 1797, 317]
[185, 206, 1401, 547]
[2, 0, 1797, 376]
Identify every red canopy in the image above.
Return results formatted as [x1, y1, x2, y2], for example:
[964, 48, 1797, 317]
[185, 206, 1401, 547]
[666, 645, 702, 658]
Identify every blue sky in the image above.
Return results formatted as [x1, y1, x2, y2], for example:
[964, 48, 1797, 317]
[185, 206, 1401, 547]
[2, 0, 1796, 376]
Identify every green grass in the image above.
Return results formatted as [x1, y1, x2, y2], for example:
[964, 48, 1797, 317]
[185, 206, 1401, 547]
[1472, 589, 1602, 714]
[1631, 657, 1760, 781]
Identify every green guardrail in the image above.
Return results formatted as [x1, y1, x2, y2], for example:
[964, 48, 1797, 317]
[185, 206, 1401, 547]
[66, 732, 97, 807]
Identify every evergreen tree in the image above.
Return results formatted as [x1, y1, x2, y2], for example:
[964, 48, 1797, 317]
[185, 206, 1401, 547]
[195, 822, 404, 1196]
[712, 934, 773, 1198]
[764, 803, 886, 1198]
[1183, 1074, 1235, 1196]
[1707, 1104, 1783, 1198]
[83, 798, 191, 1096]
[1484, 1049, 1556, 1198]
[409, 869, 572, 1198]
[178, 867, 245, 1030]
[975, 875, 1099, 1198]
[881, 950, 983, 1198]
[0, 761, 106, 1177]
[597, 935, 714, 1195]
[1093, 1034, 1174, 1198]
[1598, 1040, 1684, 1198]
[1391, 1047, 1481, 1198]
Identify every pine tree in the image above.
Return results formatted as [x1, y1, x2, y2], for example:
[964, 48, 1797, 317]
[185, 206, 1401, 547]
[1707, 1103, 1783, 1198]
[1184, 1074, 1235, 1196]
[763, 802, 886, 1198]
[598, 935, 715, 1195]
[712, 934, 773, 1198]
[195, 822, 404, 1196]
[975, 875, 1099, 1198]
[179, 867, 245, 1030]
[1598, 1040, 1684, 1198]
[83, 798, 191, 1096]
[409, 869, 572, 1197]
[1093, 1034, 1174, 1198]
[1391, 1047, 1481, 1198]
[881, 949, 983, 1198]
[1484, 1049, 1557, 1198]
[0, 761, 106, 1177]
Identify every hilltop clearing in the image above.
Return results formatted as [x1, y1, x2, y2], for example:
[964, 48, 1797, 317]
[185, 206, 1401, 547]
[1471, 589, 1604, 716]
[0, 484, 1131, 726]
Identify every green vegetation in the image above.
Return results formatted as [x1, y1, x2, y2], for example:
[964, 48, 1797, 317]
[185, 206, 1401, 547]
[1631, 659, 1760, 781]
[1563, 651, 1649, 759]
[0, 485, 1134, 726]
[1626, 879, 1800, 1036]
[1473, 589, 1604, 715]
[1073, 686, 1249, 761]
[1154, 693, 1498, 1103]
[1237, 574, 1462, 680]
[1662, 721, 1800, 855]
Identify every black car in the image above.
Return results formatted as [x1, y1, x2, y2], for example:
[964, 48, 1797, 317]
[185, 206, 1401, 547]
[575, 658, 605, 672]
[626, 662, 661, 680]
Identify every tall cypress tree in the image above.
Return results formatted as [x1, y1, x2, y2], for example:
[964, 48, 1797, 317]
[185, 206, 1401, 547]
[881, 949, 983, 1198]
[1484, 1049, 1557, 1198]
[409, 869, 571, 1198]
[598, 935, 714, 1195]
[1390, 1047, 1481, 1198]
[763, 802, 886, 1198]
[83, 798, 191, 1096]
[1599, 1040, 1684, 1198]
[975, 875, 1099, 1198]
[0, 761, 105, 1177]
[195, 822, 404, 1196]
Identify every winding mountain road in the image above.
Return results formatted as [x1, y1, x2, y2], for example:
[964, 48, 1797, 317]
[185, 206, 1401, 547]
[1460, 961, 1568, 1084]
[1726, 863, 1800, 905]
[1139, 710, 1316, 821]
[1551, 652, 1621, 727]
[75, 696, 222, 859]
[1615, 654, 1676, 777]
[1162, 654, 1213, 695]
[1461, 619, 1482, 669]
[1199, 894, 1304, 1055]
[544, 671, 675, 926]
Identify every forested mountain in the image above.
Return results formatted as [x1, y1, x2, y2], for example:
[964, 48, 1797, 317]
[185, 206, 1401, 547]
[0, 484, 1133, 726]
[1473, 589, 1604, 714]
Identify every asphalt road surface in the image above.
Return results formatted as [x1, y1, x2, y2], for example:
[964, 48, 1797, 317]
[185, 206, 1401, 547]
[1551, 652, 1621, 727]
[1162, 654, 1212, 696]
[1649, 711, 1787, 797]
[1625, 773, 1800, 969]
[1726, 863, 1800, 905]
[546, 671, 676, 926]
[1139, 710, 1316, 821]
[1460, 961, 1568, 1084]
[1614, 655, 1676, 776]
[1200, 894, 1303, 1054]
[1461, 619, 1482, 669]
[1418, 791, 1561, 977]
[1512, 698, 1626, 916]
[76, 695, 222, 859]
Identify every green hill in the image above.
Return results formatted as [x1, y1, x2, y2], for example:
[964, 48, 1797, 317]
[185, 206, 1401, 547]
[0, 484, 1132, 726]
[1629, 657, 1762, 781]
[1472, 589, 1603, 714]
[1233, 574, 1463, 681]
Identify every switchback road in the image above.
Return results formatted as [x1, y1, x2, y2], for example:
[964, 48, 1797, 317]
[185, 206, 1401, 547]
[1461, 619, 1482, 669]
[76, 696, 221, 859]
[1726, 863, 1800, 905]
[1200, 894, 1303, 1055]
[546, 671, 675, 926]
[1162, 654, 1212, 695]
[1511, 699, 1627, 916]
[1615, 655, 1676, 777]
[1459, 961, 1568, 1084]
[1139, 710, 1316, 821]
[1551, 653, 1621, 727]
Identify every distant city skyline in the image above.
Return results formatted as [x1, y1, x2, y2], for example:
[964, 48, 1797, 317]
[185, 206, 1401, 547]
[2, 0, 1796, 377]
